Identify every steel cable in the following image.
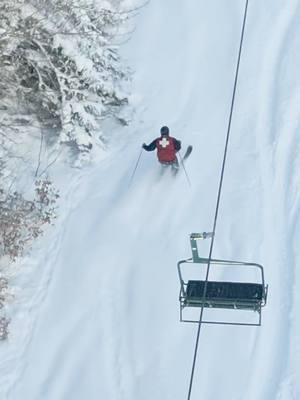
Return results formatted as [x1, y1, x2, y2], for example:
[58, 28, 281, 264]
[186, 1, 250, 399]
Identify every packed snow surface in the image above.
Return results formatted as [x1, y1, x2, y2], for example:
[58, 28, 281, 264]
[2, 0, 300, 399]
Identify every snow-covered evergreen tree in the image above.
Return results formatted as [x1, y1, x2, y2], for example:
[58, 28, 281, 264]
[0, 0, 131, 156]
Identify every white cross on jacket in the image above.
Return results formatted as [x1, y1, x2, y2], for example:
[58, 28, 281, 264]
[159, 137, 170, 148]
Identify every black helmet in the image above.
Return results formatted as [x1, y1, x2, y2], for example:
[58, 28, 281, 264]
[160, 126, 169, 136]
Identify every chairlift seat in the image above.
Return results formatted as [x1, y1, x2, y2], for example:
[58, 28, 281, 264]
[184, 280, 264, 311]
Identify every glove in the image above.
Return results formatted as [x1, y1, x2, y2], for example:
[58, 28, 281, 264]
[142, 143, 146, 149]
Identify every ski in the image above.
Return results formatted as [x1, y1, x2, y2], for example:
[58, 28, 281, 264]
[182, 145, 193, 161]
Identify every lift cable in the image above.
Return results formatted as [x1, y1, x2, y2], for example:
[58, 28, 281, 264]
[186, 1, 250, 399]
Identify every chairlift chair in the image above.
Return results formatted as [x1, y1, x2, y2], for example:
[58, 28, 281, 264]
[178, 233, 268, 326]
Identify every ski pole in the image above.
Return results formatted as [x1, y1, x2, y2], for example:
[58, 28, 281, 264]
[179, 151, 192, 187]
[129, 148, 143, 187]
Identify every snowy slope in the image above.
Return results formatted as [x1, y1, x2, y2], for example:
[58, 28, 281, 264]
[3, 0, 300, 399]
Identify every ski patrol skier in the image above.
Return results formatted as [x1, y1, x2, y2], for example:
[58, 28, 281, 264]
[142, 126, 181, 172]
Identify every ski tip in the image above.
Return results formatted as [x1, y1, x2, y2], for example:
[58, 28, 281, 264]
[183, 145, 193, 161]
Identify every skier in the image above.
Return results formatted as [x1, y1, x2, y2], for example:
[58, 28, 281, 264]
[142, 126, 181, 172]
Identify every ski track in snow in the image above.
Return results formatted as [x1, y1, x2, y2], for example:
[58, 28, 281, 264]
[1, 1, 300, 399]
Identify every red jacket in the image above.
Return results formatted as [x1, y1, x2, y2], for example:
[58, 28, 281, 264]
[155, 136, 177, 162]
[143, 135, 181, 162]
